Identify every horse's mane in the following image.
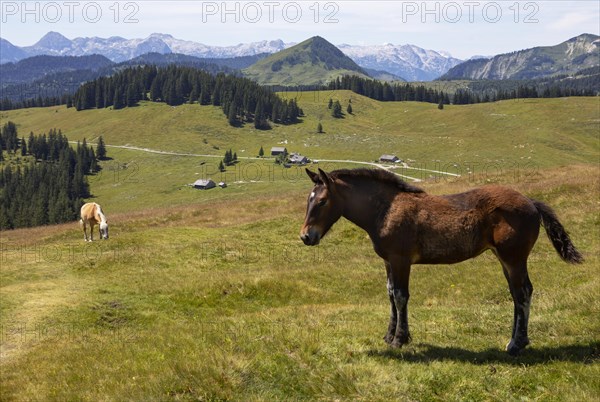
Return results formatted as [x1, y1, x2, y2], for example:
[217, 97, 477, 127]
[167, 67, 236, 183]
[331, 168, 425, 193]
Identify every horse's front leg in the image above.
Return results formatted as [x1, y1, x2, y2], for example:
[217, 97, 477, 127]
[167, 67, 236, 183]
[384, 261, 397, 344]
[389, 258, 412, 348]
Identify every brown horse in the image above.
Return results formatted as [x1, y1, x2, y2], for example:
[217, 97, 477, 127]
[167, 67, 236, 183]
[300, 168, 583, 355]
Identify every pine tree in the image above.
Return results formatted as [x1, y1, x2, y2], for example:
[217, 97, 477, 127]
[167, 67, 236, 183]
[199, 88, 210, 105]
[219, 160, 225, 172]
[317, 122, 323, 133]
[227, 103, 238, 126]
[113, 90, 123, 110]
[328, 98, 333, 109]
[332, 100, 343, 118]
[254, 101, 267, 129]
[258, 146, 264, 157]
[126, 85, 137, 107]
[28, 132, 34, 154]
[347, 103, 353, 114]
[96, 136, 107, 160]
[20, 137, 27, 156]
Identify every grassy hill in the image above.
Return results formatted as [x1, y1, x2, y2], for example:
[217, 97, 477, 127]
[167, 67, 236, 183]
[2, 93, 598, 213]
[1, 94, 599, 400]
[243, 36, 370, 86]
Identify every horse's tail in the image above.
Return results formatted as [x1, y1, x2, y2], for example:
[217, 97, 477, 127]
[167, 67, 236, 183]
[532, 200, 583, 264]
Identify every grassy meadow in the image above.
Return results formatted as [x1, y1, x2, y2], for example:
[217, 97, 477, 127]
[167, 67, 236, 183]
[0, 93, 599, 401]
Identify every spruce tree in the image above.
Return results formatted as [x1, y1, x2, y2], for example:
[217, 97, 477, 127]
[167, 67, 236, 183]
[347, 103, 353, 114]
[219, 160, 225, 172]
[254, 101, 266, 129]
[227, 103, 238, 126]
[96, 136, 107, 160]
[113, 90, 123, 110]
[317, 122, 323, 133]
[20, 137, 27, 156]
[258, 146, 264, 157]
[27, 132, 34, 154]
[332, 100, 343, 118]
[90, 150, 98, 173]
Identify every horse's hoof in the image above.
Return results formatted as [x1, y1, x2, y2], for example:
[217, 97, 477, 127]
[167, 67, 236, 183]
[383, 334, 394, 344]
[506, 338, 529, 356]
[390, 335, 410, 349]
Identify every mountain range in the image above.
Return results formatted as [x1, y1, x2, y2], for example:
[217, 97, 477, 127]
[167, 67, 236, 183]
[1, 32, 597, 106]
[1, 32, 462, 81]
[441, 33, 599, 80]
[338, 43, 462, 81]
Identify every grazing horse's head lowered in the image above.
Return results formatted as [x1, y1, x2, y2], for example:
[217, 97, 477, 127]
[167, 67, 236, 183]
[300, 169, 344, 246]
[99, 221, 109, 240]
[299, 167, 583, 356]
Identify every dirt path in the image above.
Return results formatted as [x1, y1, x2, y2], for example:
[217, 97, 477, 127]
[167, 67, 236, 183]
[73, 142, 461, 181]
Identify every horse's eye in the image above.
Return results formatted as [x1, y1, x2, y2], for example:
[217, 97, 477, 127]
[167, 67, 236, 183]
[317, 199, 327, 207]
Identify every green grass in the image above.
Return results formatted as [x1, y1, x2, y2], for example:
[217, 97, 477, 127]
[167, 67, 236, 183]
[1, 94, 599, 400]
[1, 165, 598, 401]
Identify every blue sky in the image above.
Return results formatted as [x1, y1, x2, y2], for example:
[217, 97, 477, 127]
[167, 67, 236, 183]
[1, 1, 599, 59]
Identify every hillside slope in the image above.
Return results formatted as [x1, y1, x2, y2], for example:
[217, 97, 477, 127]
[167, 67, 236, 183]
[243, 36, 370, 85]
[441, 34, 599, 80]
[3, 93, 598, 175]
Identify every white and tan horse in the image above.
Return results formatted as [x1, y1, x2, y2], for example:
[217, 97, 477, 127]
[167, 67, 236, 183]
[80, 202, 109, 241]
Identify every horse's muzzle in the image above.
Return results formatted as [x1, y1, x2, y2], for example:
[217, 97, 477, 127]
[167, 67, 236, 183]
[300, 228, 320, 246]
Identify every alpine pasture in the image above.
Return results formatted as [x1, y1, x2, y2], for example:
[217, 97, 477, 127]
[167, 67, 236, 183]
[1, 92, 598, 401]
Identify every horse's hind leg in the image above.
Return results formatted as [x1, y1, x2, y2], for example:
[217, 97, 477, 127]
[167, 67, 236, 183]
[384, 261, 398, 344]
[496, 254, 534, 355]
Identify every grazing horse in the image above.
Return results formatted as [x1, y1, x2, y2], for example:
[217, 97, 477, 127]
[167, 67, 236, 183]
[80, 202, 109, 241]
[300, 168, 583, 355]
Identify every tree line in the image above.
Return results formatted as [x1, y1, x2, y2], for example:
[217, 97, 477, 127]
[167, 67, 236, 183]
[0, 95, 70, 111]
[72, 66, 303, 128]
[328, 76, 452, 104]
[0, 123, 102, 229]
[328, 74, 597, 105]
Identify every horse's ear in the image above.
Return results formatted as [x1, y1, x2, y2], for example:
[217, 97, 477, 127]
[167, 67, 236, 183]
[306, 169, 319, 184]
[318, 168, 333, 187]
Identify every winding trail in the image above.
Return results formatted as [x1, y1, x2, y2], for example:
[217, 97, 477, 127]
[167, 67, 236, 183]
[73, 142, 461, 182]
